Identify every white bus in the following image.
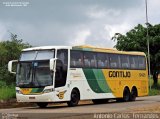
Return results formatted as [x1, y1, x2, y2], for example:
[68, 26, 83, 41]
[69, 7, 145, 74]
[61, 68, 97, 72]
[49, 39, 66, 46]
[8, 45, 148, 108]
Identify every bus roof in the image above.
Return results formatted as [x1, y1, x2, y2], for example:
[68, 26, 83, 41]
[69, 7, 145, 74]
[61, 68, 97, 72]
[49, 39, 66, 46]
[72, 45, 146, 56]
[22, 46, 72, 51]
[22, 45, 145, 56]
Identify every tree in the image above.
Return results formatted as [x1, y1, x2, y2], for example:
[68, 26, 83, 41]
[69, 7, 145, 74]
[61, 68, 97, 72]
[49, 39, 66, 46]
[112, 23, 160, 85]
[0, 33, 31, 85]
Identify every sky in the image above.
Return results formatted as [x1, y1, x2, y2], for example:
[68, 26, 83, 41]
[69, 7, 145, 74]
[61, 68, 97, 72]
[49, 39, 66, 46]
[0, 0, 160, 48]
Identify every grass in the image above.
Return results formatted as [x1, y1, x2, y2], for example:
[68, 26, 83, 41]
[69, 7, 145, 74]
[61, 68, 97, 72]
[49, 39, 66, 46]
[149, 78, 160, 96]
[0, 81, 16, 100]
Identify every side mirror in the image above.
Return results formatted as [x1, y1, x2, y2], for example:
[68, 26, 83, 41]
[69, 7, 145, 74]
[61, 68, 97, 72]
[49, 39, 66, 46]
[8, 60, 18, 74]
[49, 58, 57, 71]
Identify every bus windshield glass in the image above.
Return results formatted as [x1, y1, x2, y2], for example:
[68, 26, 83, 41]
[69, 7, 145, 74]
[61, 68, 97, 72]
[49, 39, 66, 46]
[16, 50, 54, 88]
[16, 61, 53, 88]
[20, 50, 54, 61]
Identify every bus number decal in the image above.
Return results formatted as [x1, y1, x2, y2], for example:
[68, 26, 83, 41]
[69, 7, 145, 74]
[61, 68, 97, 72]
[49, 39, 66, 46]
[139, 73, 146, 77]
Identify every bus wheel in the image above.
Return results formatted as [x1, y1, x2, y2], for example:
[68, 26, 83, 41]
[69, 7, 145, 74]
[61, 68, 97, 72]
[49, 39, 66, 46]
[67, 89, 80, 107]
[116, 98, 123, 102]
[123, 87, 130, 102]
[37, 102, 48, 108]
[130, 87, 137, 101]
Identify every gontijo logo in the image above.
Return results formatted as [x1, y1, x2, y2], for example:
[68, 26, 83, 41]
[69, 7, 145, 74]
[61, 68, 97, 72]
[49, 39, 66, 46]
[109, 71, 131, 78]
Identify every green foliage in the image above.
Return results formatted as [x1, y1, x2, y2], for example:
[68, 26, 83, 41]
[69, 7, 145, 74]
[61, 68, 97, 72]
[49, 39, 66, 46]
[112, 23, 160, 84]
[112, 24, 147, 52]
[0, 83, 16, 100]
[0, 80, 6, 87]
[0, 33, 31, 100]
[0, 33, 31, 85]
[149, 88, 160, 96]
[149, 79, 160, 96]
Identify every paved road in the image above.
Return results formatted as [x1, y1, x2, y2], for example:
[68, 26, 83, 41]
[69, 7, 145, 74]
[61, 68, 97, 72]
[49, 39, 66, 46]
[0, 95, 160, 119]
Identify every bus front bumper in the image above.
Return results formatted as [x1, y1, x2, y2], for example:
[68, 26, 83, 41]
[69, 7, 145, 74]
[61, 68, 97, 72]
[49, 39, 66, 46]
[16, 92, 55, 102]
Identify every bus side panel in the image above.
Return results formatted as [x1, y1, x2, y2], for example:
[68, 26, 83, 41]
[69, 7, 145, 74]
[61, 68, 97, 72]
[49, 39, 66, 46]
[67, 68, 148, 100]
[102, 69, 148, 98]
[68, 68, 115, 100]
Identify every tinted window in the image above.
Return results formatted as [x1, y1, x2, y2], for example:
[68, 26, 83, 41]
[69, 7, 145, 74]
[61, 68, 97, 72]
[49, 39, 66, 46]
[120, 55, 130, 69]
[55, 50, 68, 87]
[129, 56, 139, 69]
[97, 53, 109, 68]
[70, 51, 83, 68]
[138, 56, 146, 69]
[57, 50, 68, 65]
[109, 54, 120, 69]
[84, 52, 97, 68]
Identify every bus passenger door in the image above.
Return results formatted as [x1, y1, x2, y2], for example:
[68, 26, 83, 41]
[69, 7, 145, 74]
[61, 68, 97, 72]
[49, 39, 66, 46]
[54, 49, 68, 100]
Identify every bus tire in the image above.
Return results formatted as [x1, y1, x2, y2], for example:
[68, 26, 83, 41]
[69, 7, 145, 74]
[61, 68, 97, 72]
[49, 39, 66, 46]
[130, 87, 137, 101]
[37, 102, 48, 108]
[123, 87, 130, 102]
[116, 98, 123, 102]
[67, 89, 80, 107]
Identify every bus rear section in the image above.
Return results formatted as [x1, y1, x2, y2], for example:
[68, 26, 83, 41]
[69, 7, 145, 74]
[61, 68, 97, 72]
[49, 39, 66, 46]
[69, 46, 148, 103]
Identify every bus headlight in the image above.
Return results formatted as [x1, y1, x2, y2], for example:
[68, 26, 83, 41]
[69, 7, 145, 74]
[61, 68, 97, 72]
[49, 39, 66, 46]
[43, 88, 54, 93]
[16, 90, 22, 94]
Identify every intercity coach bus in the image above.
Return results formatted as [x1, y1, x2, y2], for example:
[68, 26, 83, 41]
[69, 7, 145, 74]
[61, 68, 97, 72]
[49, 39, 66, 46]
[8, 45, 148, 108]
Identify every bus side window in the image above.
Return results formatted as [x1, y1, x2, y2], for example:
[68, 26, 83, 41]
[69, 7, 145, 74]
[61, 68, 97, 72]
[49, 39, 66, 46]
[104, 60, 108, 67]
[129, 56, 139, 69]
[71, 60, 76, 67]
[138, 56, 146, 69]
[57, 50, 68, 70]
[70, 51, 83, 68]
[84, 52, 97, 68]
[76, 59, 83, 66]
[97, 53, 108, 69]
[109, 54, 120, 69]
[120, 55, 130, 69]
[84, 59, 90, 67]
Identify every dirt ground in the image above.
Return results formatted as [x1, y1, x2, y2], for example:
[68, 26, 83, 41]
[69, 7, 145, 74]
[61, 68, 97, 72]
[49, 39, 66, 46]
[1, 99, 160, 112]
[1, 98, 160, 119]
[0, 99, 35, 108]
[129, 103, 160, 113]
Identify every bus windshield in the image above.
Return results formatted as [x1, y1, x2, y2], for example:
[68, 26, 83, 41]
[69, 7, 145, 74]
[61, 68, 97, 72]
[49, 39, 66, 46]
[20, 50, 54, 61]
[16, 61, 53, 88]
[16, 50, 54, 88]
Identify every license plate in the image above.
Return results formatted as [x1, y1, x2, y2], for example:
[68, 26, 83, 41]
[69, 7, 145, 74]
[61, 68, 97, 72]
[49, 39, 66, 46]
[29, 97, 35, 99]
